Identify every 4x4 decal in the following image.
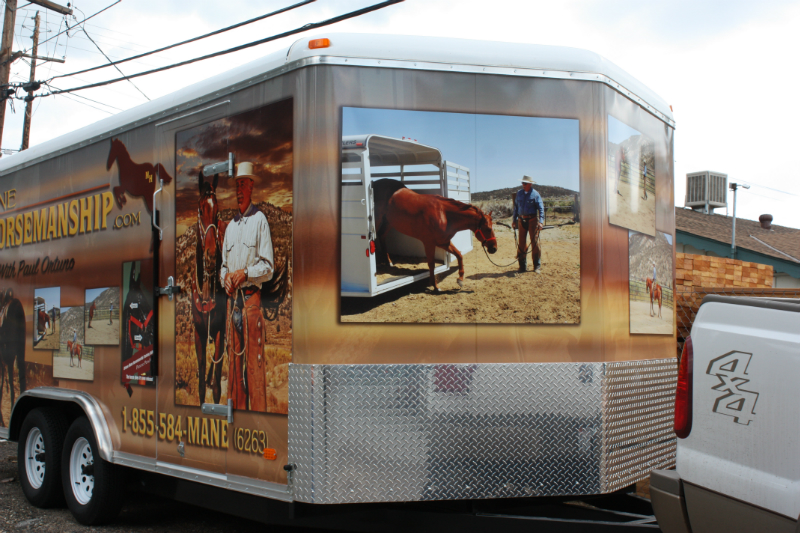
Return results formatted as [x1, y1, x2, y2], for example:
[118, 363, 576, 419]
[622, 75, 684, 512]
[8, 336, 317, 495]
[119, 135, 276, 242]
[706, 351, 759, 425]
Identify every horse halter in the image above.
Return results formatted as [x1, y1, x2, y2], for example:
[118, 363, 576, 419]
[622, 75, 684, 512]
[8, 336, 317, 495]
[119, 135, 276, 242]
[474, 219, 497, 248]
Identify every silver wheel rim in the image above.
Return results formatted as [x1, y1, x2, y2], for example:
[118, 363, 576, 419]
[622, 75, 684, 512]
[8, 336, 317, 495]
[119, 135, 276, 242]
[69, 437, 94, 505]
[24, 427, 45, 490]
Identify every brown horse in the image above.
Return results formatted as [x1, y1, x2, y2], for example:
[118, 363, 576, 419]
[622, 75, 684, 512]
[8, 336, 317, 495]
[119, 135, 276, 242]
[0, 289, 26, 427]
[67, 340, 82, 368]
[646, 277, 662, 318]
[107, 138, 173, 214]
[190, 171, 228, 405]
[37, 309, 50, 335]
[373, 179, 498, 292]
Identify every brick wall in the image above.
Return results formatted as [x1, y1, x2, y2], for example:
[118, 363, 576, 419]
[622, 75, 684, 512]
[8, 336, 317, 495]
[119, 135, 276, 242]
[676, 253, 773, 292]
[676, 253, 774, 353]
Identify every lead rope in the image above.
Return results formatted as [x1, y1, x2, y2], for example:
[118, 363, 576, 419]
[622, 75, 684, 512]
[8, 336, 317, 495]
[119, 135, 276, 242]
[479, 221, 536, 269]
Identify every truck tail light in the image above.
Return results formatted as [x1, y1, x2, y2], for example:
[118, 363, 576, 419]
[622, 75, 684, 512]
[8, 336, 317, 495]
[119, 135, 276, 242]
[675, 336, 693, 439]
[369, 240, 376, 254]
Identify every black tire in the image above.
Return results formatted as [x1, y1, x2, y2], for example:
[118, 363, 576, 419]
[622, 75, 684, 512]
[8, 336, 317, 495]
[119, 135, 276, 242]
[61, 417, 125, 525]
[17, 407, 68, 508]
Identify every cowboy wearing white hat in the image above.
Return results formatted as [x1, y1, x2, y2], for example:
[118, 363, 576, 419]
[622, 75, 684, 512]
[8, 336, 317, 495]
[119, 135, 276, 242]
[512, 175, 545, 273]
[221, 161, 274, 412]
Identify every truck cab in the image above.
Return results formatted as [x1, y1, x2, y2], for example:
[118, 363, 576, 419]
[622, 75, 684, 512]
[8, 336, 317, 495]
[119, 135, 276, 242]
[651, 295, 800, 533]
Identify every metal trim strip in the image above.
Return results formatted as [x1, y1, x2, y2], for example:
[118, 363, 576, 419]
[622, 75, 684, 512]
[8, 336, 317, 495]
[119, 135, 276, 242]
[0, 428, 9, 440]
[153, 463, 293, 502]
[10, 387, 114, 462]
[112, 451, 292, 501]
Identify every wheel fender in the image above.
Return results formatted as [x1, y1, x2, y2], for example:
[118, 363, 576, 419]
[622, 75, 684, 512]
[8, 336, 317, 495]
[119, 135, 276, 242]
[8, 387, 114, 462]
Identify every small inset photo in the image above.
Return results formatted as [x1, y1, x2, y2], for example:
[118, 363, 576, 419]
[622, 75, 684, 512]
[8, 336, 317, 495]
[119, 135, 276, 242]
[629, 230, 674, 335]
[55, 306, 93, 381]
[85, 287, 120, 345]
[33, 287, 60, 350]
[608, 115, 656, 236]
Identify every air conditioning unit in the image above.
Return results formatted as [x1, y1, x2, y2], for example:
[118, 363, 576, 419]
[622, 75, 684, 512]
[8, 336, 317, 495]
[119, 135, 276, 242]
[685, 171, 727, 213]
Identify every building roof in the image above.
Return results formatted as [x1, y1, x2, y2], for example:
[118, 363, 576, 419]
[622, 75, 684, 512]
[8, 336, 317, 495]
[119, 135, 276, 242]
[676, 207, 800, 264]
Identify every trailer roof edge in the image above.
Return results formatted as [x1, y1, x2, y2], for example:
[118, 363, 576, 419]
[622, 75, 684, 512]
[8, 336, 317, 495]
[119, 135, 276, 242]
[0, 33, 673, 175]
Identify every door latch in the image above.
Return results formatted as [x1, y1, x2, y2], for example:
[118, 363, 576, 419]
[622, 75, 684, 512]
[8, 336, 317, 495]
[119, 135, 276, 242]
[157, 276, 182, 301]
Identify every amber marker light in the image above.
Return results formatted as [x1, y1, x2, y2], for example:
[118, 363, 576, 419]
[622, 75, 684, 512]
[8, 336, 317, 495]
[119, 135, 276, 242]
[309, 38, 331, 49]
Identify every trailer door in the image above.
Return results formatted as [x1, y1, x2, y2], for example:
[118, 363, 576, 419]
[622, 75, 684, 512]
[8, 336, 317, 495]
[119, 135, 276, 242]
[341, 148, 377, 296]
[444, 161, 473, 258]
[154, 101, 231, 474]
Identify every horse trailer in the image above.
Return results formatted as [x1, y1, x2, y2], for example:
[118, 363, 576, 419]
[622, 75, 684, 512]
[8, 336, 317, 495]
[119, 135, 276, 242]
[341, 134, 472, 296]
[0, 33, 677, 526]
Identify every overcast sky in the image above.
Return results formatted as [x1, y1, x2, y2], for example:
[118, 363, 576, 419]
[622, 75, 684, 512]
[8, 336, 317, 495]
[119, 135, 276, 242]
[3, 0, 798, 227]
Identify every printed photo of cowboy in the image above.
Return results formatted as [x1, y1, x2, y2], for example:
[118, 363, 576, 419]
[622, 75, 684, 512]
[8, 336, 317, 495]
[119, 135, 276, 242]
[54, 306, 94, 382]
[173, 99, 293, 414]
[84, 287, 120, 346]
[629, 230, 674, 334]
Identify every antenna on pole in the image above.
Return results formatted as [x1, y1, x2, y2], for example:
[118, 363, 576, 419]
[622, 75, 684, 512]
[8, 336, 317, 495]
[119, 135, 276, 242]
[730, 182, 750, 259]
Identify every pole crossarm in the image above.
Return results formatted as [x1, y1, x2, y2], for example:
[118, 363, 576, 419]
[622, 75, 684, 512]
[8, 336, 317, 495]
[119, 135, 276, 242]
[26, 0, 72, 15]
[18, 52, 65, 63]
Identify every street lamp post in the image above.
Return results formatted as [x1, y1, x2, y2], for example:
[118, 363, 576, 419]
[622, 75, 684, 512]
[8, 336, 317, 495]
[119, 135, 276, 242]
[730, 182, 750, 259]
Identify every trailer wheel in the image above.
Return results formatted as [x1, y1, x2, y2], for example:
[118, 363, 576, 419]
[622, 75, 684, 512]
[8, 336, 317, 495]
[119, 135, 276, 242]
[18, 408, 68, 508]
[61, 417, 124, 525]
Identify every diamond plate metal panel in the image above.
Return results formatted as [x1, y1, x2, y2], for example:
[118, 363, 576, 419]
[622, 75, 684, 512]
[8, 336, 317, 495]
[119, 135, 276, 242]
[289, 359, 676, 504]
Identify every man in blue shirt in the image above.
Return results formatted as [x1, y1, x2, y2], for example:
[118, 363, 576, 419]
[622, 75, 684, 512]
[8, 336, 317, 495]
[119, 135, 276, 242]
[512, 175, 545, 273]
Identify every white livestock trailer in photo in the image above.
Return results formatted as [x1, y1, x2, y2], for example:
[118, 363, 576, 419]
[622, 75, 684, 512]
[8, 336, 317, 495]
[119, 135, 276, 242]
[341, 134, 471, 297]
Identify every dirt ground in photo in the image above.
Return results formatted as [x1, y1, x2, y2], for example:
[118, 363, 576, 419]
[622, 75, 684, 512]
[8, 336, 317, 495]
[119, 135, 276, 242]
[630, 300, 674, 335]
[52, 354, 94, 382]
[609, 178, 656, 236]
[342, 218, 581, 323]
[85, 318, 120, 345]
[34, 320, 59, 350]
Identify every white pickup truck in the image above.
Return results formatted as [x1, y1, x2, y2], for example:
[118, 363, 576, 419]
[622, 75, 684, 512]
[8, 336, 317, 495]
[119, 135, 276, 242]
[651, 295, 800, 533]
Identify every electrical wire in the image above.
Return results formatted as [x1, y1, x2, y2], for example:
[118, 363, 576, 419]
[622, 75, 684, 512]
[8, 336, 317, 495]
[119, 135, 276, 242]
[17, 0, 121, 56]
[48, 0, 316, 82]
[42, 0, 404, 97]
[80, 27, 150, 100]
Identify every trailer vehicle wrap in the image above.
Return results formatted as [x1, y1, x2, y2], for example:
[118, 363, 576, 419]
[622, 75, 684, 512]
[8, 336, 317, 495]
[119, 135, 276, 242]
[0, 33, 677, 515]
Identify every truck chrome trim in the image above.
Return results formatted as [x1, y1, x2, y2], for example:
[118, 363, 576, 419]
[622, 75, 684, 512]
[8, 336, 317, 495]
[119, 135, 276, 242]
[10, 387, 114, 462]
[289, 360, 678, 504]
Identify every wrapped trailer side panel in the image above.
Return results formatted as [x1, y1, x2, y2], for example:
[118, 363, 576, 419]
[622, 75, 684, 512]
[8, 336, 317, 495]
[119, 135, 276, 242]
[1, 34, 676, 508]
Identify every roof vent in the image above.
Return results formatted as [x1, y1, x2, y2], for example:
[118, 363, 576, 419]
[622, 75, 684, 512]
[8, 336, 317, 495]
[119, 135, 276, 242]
[759, 214, 773, 230]
[685, 171, 728, 214]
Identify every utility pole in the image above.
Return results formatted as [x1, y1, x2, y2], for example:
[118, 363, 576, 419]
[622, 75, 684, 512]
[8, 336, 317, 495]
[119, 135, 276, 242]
[21, 11, 40, 151]
[729, 182, 750, 259]
[0, 0, 19, 157]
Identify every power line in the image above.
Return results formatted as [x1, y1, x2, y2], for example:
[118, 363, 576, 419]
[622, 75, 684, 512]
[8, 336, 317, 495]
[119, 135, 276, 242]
[49, 0, 316, 82]
[42, 0, 404, 97]
[17, 0, 120, 56]
[80, 27, 149, 100]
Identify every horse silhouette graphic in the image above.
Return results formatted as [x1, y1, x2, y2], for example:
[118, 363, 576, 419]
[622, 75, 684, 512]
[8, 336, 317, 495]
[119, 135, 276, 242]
[107, 138, 172, 214]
